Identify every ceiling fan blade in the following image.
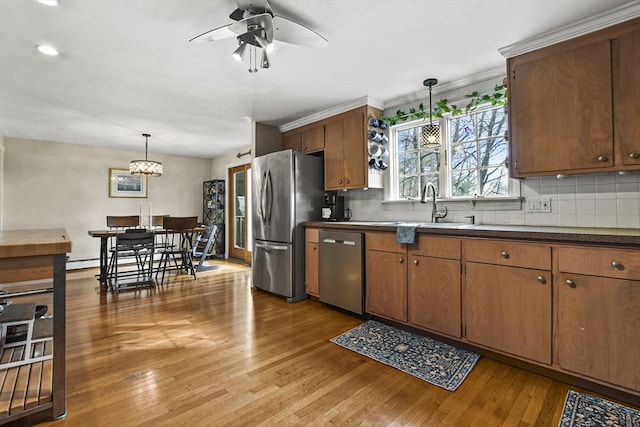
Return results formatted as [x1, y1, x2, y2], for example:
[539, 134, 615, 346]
[272, 15, 328, 48]
[189, 24, 236, 43]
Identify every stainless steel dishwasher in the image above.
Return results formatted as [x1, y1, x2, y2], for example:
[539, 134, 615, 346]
[318, 230, 364, 314]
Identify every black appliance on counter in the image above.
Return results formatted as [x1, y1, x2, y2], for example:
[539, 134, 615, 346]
[322, 192, 346, 221]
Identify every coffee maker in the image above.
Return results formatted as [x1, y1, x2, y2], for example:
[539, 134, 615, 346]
[322, 192, 346, 221]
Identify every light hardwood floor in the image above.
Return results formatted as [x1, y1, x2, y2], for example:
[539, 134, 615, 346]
[11, 261, 628, 426]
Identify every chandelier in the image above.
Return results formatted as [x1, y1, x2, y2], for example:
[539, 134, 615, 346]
[130, 133, 163, 177]
[421, 78, 441, 147]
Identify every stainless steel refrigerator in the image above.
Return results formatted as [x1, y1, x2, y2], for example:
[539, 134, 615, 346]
[252, 149, 324, 302]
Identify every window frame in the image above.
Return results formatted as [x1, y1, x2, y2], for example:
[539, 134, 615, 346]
[388, 104, 519, 201]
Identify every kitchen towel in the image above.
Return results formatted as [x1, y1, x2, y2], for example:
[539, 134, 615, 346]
[396, 224, 418, 244]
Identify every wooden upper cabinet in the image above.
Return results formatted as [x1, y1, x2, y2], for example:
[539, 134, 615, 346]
[615, 28, 640, 166]
[509, 40, 613, 176]
[301, 126, 324, 153]
[324, 107, 371, 190]
[508, 17, 640, 177]
[282, 130, 301, 152]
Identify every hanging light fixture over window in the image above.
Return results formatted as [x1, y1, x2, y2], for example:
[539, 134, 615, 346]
[130, 133, 163, 177]
[421, 78, 441, 147]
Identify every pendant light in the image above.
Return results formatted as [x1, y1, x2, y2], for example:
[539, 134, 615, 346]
[421, 78, 441, 147]
[130, 133, 163, 177]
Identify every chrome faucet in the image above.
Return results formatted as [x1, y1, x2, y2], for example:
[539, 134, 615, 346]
[421, 182, 448, 223]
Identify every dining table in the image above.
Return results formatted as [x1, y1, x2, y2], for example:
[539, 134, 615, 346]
[87, 226, 207, 287]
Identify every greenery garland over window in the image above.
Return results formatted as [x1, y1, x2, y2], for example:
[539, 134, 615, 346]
[381, 81, 508, 126]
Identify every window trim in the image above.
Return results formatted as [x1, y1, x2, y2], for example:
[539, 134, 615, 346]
[387, 104, 520, 202]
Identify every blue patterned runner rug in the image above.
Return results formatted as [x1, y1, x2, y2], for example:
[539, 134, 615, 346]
[330, 320, 480, 391]
[559, 390, 640, 426]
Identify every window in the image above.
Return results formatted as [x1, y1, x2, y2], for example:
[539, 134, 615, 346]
[391, 105, 512, 200]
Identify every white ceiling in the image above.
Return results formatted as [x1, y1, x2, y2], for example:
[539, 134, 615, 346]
[0, 0, 636, 159]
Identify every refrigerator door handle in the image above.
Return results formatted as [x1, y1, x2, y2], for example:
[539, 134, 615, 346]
[255, 243, 288, 251]
[266, 169, 274, 222]
[259, 171, 267, 225]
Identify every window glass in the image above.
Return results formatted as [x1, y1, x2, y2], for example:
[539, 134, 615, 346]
[391, 105, 510, 200]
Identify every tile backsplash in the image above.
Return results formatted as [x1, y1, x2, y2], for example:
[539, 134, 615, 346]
[344, 171, 640, 229]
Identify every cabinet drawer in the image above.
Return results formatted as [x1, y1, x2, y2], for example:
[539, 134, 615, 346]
[365, 232, 405, 253]
[464, 239, 551, 270]
[305, 228, 320, 243]
[558, 246, 640, 280]
[409, 236, 460, 260]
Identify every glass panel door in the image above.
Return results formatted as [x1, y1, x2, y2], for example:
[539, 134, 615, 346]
[229, 163, 252, 263]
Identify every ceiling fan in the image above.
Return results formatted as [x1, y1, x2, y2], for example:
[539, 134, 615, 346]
[189, 0, 328, 72]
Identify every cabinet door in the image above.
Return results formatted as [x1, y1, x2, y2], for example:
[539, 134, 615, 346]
[509, 40, 613, 176]
[556, 273, 640, 391]
[366, 250, 407, 322]
[305, 241, 319, 296]
[343, 110, 366, 188]
[302, 126, 325, 153]
[283, 131, 301, 152]
[408, 255, 461, 338]
[464, 262, 551, 364]
[616, 28, 640, 166]
[324, 118, 345, 190]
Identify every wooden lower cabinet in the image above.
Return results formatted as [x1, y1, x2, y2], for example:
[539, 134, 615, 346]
[556, 272, 640, 392]
[366, 249, 407, 322]
[464, 262, 552, 364]
[408, 255, 461, 338]
[305, 228, 320, 297]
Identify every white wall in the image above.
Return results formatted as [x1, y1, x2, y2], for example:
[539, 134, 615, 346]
[3, 137, 212, 261]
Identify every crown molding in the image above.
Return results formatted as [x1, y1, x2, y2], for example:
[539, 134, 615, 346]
[279, 96, 384, 132]
[382, 67, 506, 112]
[499, 1, 640, 58]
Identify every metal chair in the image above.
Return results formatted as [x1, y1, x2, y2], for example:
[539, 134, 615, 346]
[109, 231, 155, 293]
[156, 216, 199, 284]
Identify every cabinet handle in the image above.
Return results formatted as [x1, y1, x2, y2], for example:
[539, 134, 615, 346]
[413, 259, 419, 265]
[612, 261, 623, 269]
[501, 251, 509, 259]
[596, 155, 609, 162]
[565, 279, 576, 288]
[536, 275, 546, 284]
[630, 153, 640, 159]
[399, 258, 404, 264]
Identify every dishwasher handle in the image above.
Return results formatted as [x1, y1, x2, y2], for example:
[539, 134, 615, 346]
[322, 238, 356, 246]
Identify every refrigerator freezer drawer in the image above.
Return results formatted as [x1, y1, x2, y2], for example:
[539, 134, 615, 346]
[253, 241, 293, 298]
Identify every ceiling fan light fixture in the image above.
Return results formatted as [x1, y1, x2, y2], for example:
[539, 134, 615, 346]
[254, 34, 274, 53]
[37, 0, 59, 6]
[260, 49, 270, 69]
[130, 133, 163, 177]
[232, 41, 247, 61]
[36, 44, 59, 56]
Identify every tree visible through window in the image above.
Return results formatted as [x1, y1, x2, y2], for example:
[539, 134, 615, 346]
[393, 105, 509, 199]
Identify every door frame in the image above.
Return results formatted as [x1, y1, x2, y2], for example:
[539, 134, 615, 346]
[225, 158, 252, 263]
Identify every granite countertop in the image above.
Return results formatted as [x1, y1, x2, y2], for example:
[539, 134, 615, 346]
[304, 220, 640, 246]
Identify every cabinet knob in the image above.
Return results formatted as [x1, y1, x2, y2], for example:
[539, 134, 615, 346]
[612, 261, 623, 269]
[413, 259, 419, 265]
[339, 179, 343, 184]
[630, 153, 640, 159]
[303, 146, 307, 151]
[398, 257, 404, 264]
[501, 251, 509, 259]
[345, 179, 350, 184]
[596, 155, 609, 162]
[536, 275, 546, 284]
[312, 245, 316, 250]
[565, 279, 576, 288]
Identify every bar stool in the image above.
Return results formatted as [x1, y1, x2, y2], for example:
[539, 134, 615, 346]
[156, 216, 199, 284]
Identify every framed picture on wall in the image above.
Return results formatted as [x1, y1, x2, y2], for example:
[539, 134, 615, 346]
[109, 168, 147, 198]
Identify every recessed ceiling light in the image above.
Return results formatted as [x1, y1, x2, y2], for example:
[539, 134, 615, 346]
[37, 0, 59, 6]
[36, 44, 59, 56]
